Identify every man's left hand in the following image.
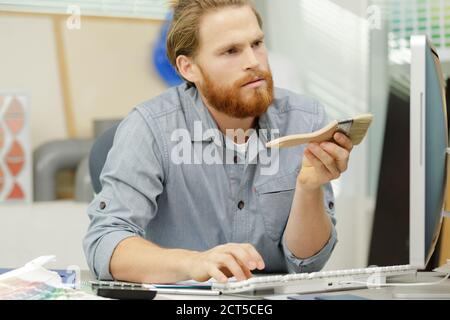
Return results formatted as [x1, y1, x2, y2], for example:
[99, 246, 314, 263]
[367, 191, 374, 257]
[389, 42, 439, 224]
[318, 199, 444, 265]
[297, 132, 353, 190]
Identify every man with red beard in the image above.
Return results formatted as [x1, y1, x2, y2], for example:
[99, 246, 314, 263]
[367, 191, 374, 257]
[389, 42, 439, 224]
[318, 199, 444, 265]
[84, 0, 354, 284]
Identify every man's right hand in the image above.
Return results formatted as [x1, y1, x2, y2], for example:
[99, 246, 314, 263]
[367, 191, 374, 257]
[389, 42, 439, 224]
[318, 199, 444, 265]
[185, 243, 266, 283]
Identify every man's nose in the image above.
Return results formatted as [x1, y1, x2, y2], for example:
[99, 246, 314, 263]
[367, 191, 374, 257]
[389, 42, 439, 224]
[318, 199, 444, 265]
[242, 47, 260, 70]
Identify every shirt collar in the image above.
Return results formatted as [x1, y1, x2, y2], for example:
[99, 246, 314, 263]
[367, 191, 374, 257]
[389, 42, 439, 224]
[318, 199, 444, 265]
[182, 84, 221, 143]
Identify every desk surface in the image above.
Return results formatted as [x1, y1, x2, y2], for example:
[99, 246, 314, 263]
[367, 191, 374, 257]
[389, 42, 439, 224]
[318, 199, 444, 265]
[81, 271, 450, 300]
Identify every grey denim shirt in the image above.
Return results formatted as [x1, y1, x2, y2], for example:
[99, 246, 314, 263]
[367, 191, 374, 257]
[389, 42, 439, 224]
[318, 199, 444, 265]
[83, 83, 338, 280]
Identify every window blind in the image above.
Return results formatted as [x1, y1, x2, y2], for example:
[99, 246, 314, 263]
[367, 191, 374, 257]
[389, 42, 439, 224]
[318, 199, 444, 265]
[0, 0, 170, 20]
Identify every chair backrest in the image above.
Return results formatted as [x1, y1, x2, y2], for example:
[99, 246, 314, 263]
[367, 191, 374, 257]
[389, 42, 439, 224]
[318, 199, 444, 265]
[88, 123, 119, 194]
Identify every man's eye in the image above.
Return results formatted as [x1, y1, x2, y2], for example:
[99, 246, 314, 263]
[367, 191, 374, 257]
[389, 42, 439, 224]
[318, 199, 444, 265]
[225, 48, 237, 55]
[253, 41, 263, 48]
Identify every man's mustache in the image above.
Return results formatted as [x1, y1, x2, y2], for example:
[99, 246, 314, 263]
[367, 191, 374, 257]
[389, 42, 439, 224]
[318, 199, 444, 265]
[236, 70, 272, 88]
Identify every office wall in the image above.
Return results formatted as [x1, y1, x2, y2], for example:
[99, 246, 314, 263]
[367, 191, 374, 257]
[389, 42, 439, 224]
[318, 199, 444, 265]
[59, 17, 167, 139]
[0, 12, 167, 148]
[0, 13, 67, 149]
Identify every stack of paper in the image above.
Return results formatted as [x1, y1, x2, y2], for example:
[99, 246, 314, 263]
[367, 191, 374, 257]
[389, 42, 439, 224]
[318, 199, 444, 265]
[0, 256, 105, 300]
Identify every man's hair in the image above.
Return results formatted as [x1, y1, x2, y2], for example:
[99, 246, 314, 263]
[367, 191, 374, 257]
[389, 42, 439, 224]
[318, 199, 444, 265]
[166, 0, 263, 85]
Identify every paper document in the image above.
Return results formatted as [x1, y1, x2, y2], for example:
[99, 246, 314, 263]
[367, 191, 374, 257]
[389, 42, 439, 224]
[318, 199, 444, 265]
[0, 256, 105, 300]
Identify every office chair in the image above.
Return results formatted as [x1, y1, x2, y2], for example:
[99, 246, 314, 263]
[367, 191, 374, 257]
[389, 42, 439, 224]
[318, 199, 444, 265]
[88, 123, 120, 194]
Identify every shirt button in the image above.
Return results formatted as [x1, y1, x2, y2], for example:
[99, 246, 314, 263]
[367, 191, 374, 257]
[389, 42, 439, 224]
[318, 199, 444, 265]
[99, 201, 106, 210]
[238, 201, 245, 210]
[328, 202, 334, 210]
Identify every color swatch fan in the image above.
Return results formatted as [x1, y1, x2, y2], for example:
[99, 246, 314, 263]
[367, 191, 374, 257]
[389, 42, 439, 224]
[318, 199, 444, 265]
[0, 95, 32, 203]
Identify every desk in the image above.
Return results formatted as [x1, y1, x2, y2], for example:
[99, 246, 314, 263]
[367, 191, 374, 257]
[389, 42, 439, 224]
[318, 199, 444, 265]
[80, 271, 450, 300]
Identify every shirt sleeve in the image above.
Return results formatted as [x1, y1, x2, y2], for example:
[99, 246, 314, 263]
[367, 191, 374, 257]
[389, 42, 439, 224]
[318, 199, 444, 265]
[83, 108, 167, 280]
[281, 100, 338, 273]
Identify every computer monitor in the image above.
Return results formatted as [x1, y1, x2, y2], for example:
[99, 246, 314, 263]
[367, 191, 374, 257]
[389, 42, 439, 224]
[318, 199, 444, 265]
[410, 35, 449, 269]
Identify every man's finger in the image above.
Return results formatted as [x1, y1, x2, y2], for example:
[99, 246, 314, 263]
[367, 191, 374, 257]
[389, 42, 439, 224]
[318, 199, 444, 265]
[218, 254, 248, 281]
[334, 132, 353, 151]
[304, 149, 334, 179]
[242, 244, 265, 270]
[236, 260, 253, 279]
[320, 142, 349, 172]
[227, 246, 257, 270]
[209, 267, 228, 283]
[308, 144, 340, 178]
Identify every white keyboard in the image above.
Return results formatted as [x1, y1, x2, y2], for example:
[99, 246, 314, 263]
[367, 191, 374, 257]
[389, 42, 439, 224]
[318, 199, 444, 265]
[212, 265, 417, 295]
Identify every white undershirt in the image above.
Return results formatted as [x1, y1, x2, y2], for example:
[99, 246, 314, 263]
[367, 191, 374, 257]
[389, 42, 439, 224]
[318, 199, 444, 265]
[224, 130, 258, 160]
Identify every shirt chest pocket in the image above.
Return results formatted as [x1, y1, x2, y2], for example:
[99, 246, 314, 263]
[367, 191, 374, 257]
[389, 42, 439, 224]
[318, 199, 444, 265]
[255, 172, 297, 242]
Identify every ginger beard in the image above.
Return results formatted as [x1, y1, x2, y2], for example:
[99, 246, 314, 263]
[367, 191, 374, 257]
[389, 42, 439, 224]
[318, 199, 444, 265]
[198, 67, 274, 119]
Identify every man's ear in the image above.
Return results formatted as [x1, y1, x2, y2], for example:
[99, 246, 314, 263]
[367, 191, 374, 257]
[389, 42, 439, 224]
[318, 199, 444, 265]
[176, 55, 200, 84]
